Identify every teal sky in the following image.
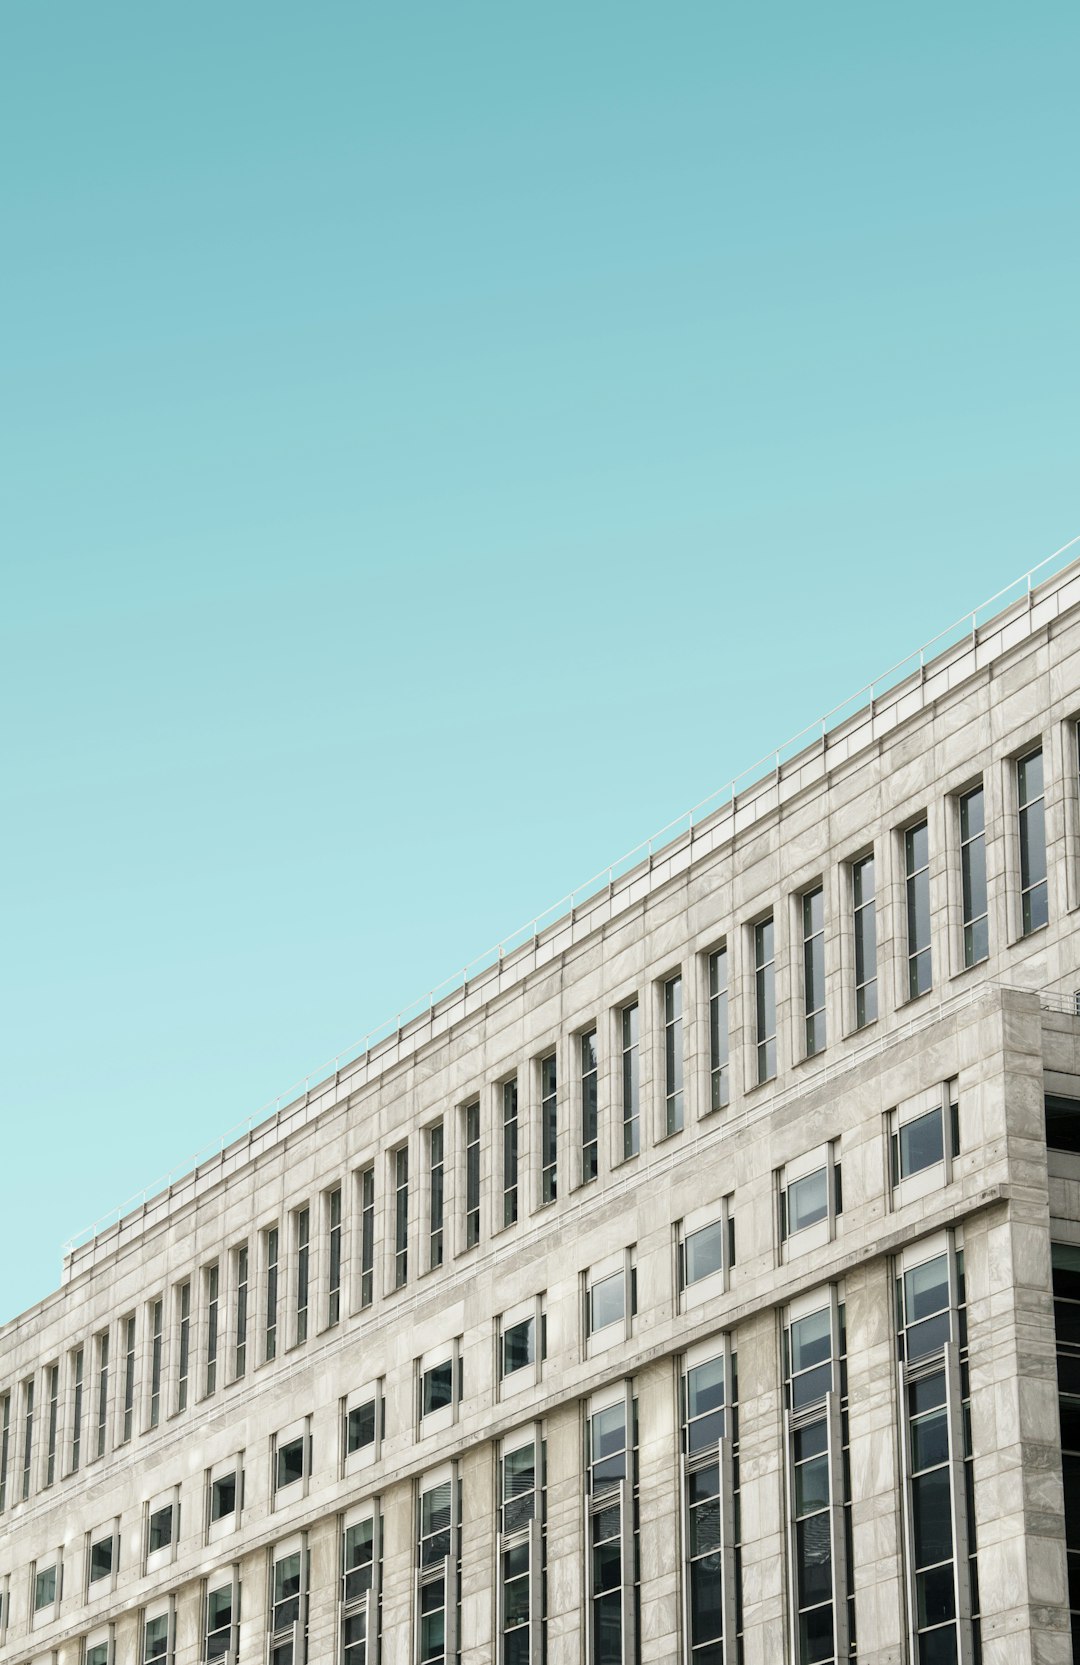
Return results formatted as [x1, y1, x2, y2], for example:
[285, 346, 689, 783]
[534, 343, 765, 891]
[2, 5, 1078, 1322]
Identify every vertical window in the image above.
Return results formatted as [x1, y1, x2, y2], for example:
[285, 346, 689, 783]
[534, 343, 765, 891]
[71, 1346, 83, 1470]
[327, 1188, 342, 1327]
[621, 1004, 640, 1159]
[0, 1391, 9, 1512]
[417, 1471, 460, 1665]
[142, 1609, 173, 1665]
[754, 918, 776, 1083]
[205, 1265, 220, 1396]
[45, 1364, 58, 1487]
[664, 975, 684, 1134]
[205, 1575, 238, 1662]
[896, 1241, 979, 1662]
[341, 1509, 382, 1664]
[95, 1330, 109, 1457]
[265, 1227, 280, 1362]
[21, 1377, 33, 1499]
[905, 821, 932, 997]
[499, 1435, 545, 1663]
[464, 1103, 481, 1248]
[503, 1081, 519, 1227]
[959, 786, 988, 966]
[783, 1297, 853, 1662]
[708, 948, 730, 1110]
[682, 1346, 740, 1664]
[541, 1054, 558, 1205]
[1051, 1243, 1080, 1659]
[177, 1282, 191, 1412]
[1018, 747, 1048, 934]
[295, 1207, 310, 1345]
[360, 1168, 375, 1308]
[587, 1391, 638, 1663]
[801, 888, 826, 1057]
[149, 1302, 162, 1429]
[394, 1146, 409, 1289]
[234, 1246, 249, 1379]
[581, 1031, 599, 1184]
[122, 1314, 136, 1442]
[270, 1542, 307, 1665]
[429, 1124, 445, 1270]
[851, 853, 877, 1028]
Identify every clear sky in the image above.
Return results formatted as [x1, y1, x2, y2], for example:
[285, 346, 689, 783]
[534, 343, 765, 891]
[2, 4, 1078, 1323]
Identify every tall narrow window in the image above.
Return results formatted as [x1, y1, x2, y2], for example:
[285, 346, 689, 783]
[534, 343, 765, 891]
[205, 1575, 239, 1663]
[234, 1246, 249, 1379]
[682, 1346, 741, 1664]
[71, 1346, 83, 1470]
[295, 1207, 310, 1345]
[270, 1542, 307, 1665]
[541, 1054, 558, 1204]
[265, 1227, 280, 1361]
[149, 1302, 162, 1429]
[503, 1081, 519, 1227]
[176, 1282, 191, 1412]
[122, 1314, 136, 1442]
[708, 948, 730, 1110]
[327, 1188, 343, 1327]
[1018, 747, 1048, 934]
[21, 1377, 33, 1500]
[959, 786, 988, 966]
[587, 1390, 638, 1662]
[664, 975, 684, 1134]
[499, 1434, 545, 1663]
[783, 1296, 853, 1662]
[95, 1330, 109, 1457]
[801, 888, 826, 1057]
[621, 1004, 640, 1158]
[360, 1168, 375, 1308]
[905, 821, 932, 997]
[342, 1508, 382, 1664]
[45, 1365, 58, 1487]
[429, 1123, 445, 1270]
[754, 918, 776, 1083]
[464, 1103, 481, 1248]
[394, 1146, 409, 1289]
[0, 1391, 9, 1512]
[417, 1471, 460, 1665]
[581, 1031, 599, 1184]
[205, 1265, 220, 1396]
[852, 854, 877, 1028]
[1051, 1243, 1080, 1658]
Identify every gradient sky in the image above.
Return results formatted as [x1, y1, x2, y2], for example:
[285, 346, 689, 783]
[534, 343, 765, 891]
[2, 4, 1078, 1322]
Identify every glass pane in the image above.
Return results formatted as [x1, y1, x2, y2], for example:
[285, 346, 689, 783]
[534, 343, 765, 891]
[790, 1308, 831, 1374]
[905, 1256, 949, 1323]
[276, 1437, 304, 1489]
[687, 1355, 725, 1420]
[591, 1402, 626, 1463]
[916, 1563, 956, 1628]
[898, 1109, 944, 1179]
[787, 1170, 828, 1234]
[795, 1453, 830, 1516]
[911, 1468, 953, 1567]
[348, 1399, 377, 1451]
[684, 1222, 724, 1286]
[211, 1473, 236, 1520]
[590, 1272, 625, 1333]
[422, 1362, 454, 1415]
[502, 1319, 535, 1376]
[911, 1407, 950, 1472]
[690, 1560, 723, 1643]
[795, 1513, 832, 1606]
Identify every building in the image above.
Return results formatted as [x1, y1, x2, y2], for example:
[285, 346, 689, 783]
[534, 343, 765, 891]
[4, 553, 1080, 1665]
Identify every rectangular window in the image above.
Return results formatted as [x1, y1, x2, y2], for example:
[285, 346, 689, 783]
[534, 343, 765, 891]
[905, 821, 932, 997]
[959, 786, 988, 966]
[276, 1435, 306, 1494]
[295, 1207, 310, 1345]
[143, 1612, 171, 1665]
[754, 918, 776, 1083]
[499, 1436, 544, 1665]
[587, 1392, 638, 1662]
[341, 1508, 381, 1664]
[89, 1527, 116, 1587]
[417, 1473, 459, 1665]
[540, 1053, 558, 1204]
[21, 1377, 33, 1499]
[148, 1501, 175, 1553]
[86, 1642, 109, 1665]
[852, 854, 877, 1028]
[205, 1578, 237, 1663]
[360, 1167, 375, 1308]
[205, 1266, 220, 1397]
[891, 1087, 960, 1188]
[464, 1103, 481, 1248]
[664, 974, 684, 1134]
[95, 1330, 109, 1457]
[45, 1364, 58, 1487]
[621, 1003, 640, 1158]
[501, 1316, 536, 1380]
[682, 1346, 740, 1662]
[503, 1080, 519, 1228]
[327, 1188, 342, 1327]
[708, 947, 730, 1110]
[581, 1031, 599, 1183]
[176, 1282, 191, 1412]
[211, 1469, 238, 1524]
[234, 1246, 249, 1380]
[421, 1358, 456, 1421]
[346, 1396, 379, 1457]
[588, 1266, 632, 1338]
[783, 1297, 852, 1659]
[1018, 747, 1048, 934]
[270, 1545, 306, 1665]
[149, 1303, 162, 1429]
[265, 1227, 280, 1361]
[680, 1201, 736, 1294]
[0, 1391, 9, 1512]
[394, 1147, 409, 1289]
[1051, 1244, 1080, 1655]
[429, 1124, 445, 1270]
[780, 1151, 842, 1247]
[801, 887, 826, 1057]
[122, 1314, 136, 1442]
[34, 1562, 57, 1612]
[71, 1347, 83, 1471]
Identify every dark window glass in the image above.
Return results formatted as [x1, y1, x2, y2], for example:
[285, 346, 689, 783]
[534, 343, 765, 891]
[1018, 748, 1048, 934]
[802, 888, 826, 1056]
[621, 1005, 640, 1157]
[581, 1032, 599, 1182]
[852, 854, 877, 1027]
[541, 1054, 558, 1204]
[709, 947, 730, 1108]
[905, 822, 932, 997]
[754, 918, 776, 1082]
[665, 975, 684, 1133]
[211, 1472, 237, 1521]
[503, 1081, 519, 1227]
[465, 1103, 481, 1246]
[276, 1435, 305, 1491]
[959, 786, 988, 966]
[347, 1399, 377, 1453]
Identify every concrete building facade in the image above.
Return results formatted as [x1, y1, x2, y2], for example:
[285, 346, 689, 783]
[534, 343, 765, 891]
[5, 560, 1080, 1665]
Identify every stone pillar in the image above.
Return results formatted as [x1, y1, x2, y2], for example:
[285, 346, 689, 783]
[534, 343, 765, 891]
[637, 1356, 681, 1662]
[734, 1306, 786, 1664]
[545, 1398, 585, 1665]
[845, 1257, 906, 1664]
[461, 1441, 494, 1665]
